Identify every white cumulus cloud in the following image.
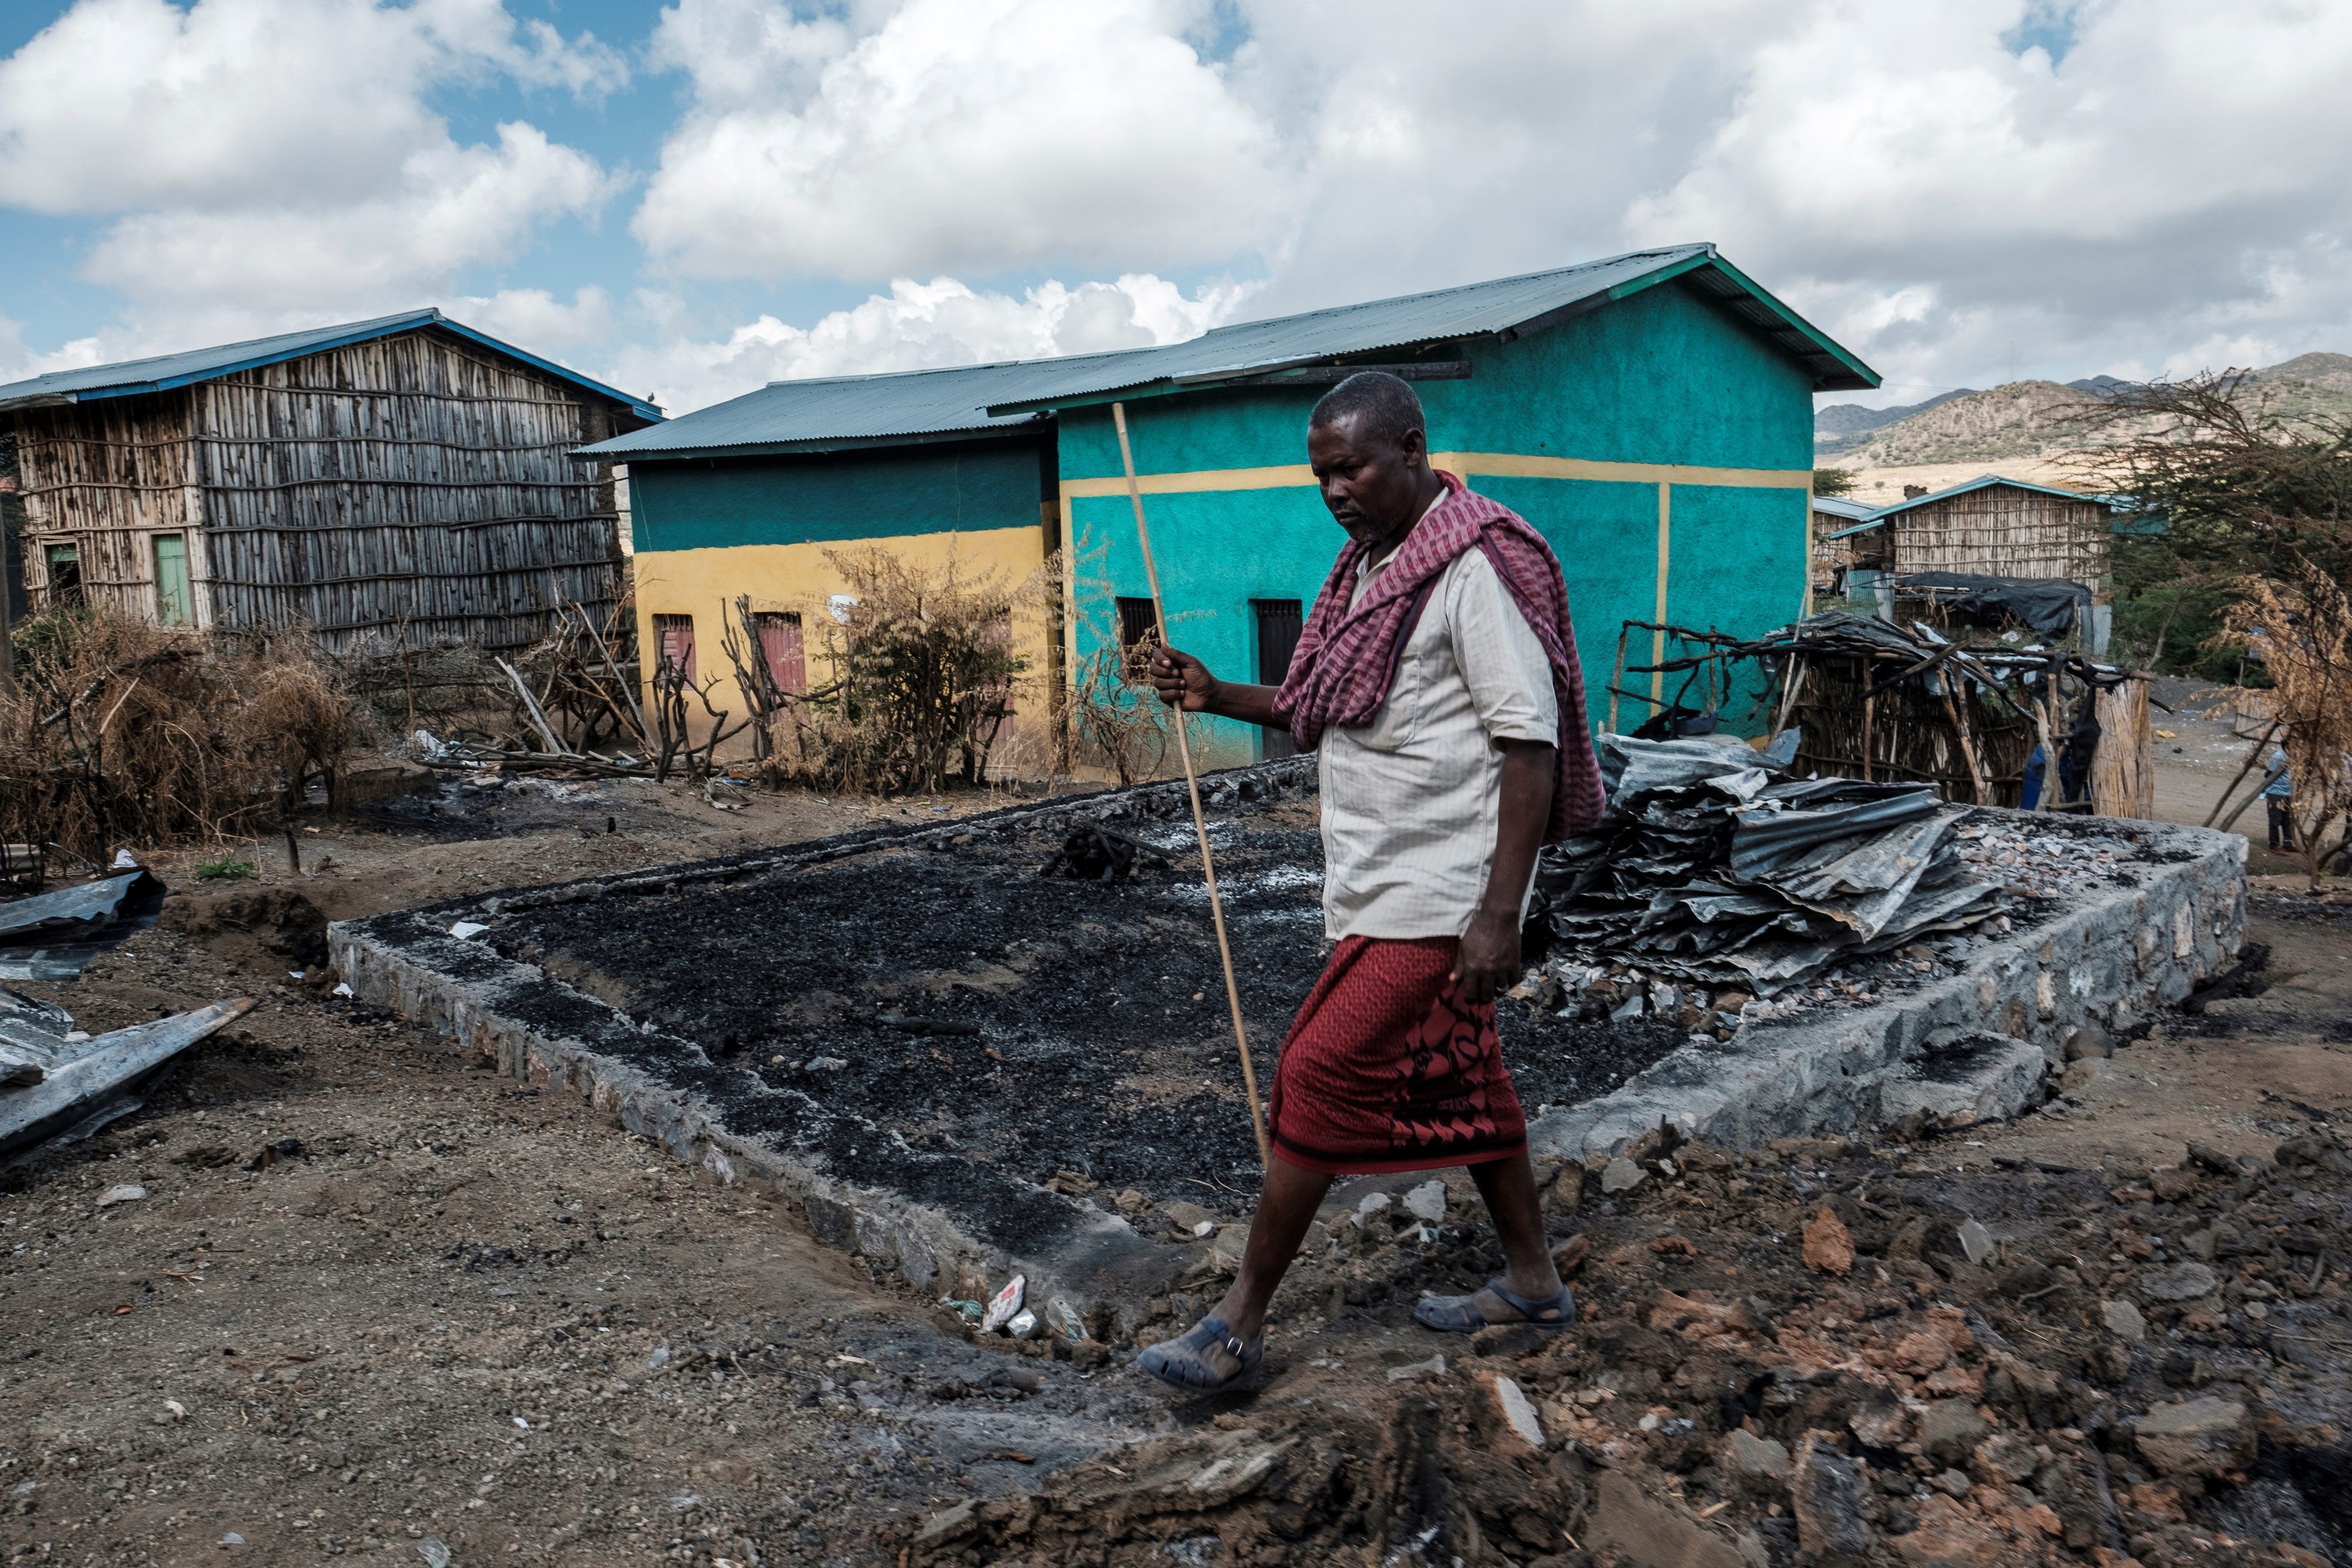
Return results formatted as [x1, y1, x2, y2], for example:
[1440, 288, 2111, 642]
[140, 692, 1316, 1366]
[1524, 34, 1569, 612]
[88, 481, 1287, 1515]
[633, 0, 1288, 281]
[11, 0, 2352, 416]
[447, 286, 619, 354]
[1622, 0, 2352, 396]
[0, 0, 624, 353]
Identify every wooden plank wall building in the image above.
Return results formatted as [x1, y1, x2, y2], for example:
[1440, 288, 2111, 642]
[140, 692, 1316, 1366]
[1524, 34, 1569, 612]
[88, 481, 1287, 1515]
[1841, 475, 2111, 586]
[0, 312, 660, 649]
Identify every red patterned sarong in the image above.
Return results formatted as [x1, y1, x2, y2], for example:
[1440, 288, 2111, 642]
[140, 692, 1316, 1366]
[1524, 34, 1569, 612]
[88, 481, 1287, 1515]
[1266, 935, 1528, 1175]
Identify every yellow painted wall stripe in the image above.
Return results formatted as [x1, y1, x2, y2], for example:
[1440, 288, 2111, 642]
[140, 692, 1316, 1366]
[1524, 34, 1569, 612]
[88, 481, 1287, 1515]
[1444, 452, 1813, 489]
[1058, 494, 1080, 710]
[1058, 452, 1813, 499]
[1060, 464, 1315, 499]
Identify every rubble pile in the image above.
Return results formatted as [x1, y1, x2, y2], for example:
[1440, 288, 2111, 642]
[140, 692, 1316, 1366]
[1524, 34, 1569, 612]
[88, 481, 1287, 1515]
[1539, 736, 2004, 995]
[909, 1122, 2352, 1568]
[1957, 818, 2137, 901]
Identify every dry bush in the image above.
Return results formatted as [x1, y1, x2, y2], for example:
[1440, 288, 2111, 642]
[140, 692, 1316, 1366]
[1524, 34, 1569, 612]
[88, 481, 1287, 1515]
[2077, 372, 2352, 674]
[1060, 527, 1191, 785]
[234, 643, 358, 812]
[1068, 627, 1171, 786]
[325, 636, 513, 739]
[315, 591, 643, 763]
[760, 546, 1042, 794]
[2219, 561, 2352, 882]
[0, 610, 360, 857]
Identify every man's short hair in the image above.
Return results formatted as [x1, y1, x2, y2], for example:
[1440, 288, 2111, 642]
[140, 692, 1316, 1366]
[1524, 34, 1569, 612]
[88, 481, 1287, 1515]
[1309, 371, 1424, 448]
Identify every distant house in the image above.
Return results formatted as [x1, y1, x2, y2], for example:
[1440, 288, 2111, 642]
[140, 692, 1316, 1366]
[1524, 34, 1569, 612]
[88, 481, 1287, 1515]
[1809, 492, 1876, 596]
[1828, 474, 2110, 582]
[0, 312, 661, 648]
[580, 244, 1878, 765]
[1822, 473, 2114, 644]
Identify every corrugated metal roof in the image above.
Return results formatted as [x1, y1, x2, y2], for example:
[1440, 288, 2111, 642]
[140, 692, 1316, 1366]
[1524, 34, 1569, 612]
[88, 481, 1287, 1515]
[0, 309, 663, 421]
[583, 244, 1877, 460]
[1810, 494, 1877, 521]
[1824, 473, 2107, 538]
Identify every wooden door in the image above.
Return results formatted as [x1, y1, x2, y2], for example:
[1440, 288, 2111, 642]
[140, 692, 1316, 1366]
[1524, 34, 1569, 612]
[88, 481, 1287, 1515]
[1252, 599, 1303, 759]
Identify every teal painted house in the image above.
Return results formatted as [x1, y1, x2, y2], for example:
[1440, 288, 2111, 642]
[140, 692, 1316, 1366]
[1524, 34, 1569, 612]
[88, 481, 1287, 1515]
[582, 245, 1876, 768]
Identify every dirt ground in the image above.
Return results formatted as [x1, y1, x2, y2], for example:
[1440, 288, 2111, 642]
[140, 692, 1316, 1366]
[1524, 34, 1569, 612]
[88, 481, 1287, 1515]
[2, 744, 2347, 1568]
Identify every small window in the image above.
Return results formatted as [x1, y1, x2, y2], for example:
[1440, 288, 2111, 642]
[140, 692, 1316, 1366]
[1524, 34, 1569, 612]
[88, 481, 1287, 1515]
[152, 533, 192, 627]
[653, 613, 697, 683]
[45, 543, 82, 607]
[1115, 596, 1158, 677]
[754, 611, 804, 696]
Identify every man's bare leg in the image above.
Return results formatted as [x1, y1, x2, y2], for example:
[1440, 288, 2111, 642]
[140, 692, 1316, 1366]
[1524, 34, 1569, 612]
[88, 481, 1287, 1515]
[1208, 1158, 1334, 1343]
[1135, 1159, 1334, 1388]
[1470, 1153, 1566, 1304]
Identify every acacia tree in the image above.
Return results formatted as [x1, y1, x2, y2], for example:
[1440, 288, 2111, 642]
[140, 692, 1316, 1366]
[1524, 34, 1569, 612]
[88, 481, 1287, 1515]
[2079, 375, 2352, 878]
[2080, 373, 2352, 676]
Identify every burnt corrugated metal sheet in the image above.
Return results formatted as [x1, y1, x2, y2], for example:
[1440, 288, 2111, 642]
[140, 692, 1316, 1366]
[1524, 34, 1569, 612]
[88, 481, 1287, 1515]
[0, 310, 663, 422]
[582, 244, 1879, 460]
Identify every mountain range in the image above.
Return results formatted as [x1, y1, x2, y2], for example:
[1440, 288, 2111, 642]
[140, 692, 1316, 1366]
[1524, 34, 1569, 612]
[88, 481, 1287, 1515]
[1815, 352, 2352, 467]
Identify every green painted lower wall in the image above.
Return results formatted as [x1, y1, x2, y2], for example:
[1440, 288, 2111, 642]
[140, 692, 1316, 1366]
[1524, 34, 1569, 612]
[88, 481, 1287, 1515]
[1476, 476, 1660, 730]
[630, 439, 1044, 554]
[1071, 487, 1345, 765]
[1662, 483, 1810, 728]
[1072, 473, 1809, 763]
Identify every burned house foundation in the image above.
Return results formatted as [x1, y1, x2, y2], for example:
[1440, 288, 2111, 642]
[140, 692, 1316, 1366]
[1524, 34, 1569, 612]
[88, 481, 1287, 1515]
[329, 757, 2246, 1328]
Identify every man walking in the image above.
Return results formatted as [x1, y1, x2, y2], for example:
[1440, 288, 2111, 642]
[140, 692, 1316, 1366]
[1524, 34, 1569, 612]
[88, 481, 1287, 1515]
[1137, 372, 1607, 1393]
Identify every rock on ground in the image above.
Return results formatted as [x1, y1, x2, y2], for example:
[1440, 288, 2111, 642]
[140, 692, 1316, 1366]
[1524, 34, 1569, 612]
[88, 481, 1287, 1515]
[2135, 1396, 2255, 1478]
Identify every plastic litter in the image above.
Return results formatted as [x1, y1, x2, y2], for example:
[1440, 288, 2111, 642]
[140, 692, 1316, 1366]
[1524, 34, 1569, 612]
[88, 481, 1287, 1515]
[1044, 1297, 1089, 1342]
[980, 1274, 1026, 1334]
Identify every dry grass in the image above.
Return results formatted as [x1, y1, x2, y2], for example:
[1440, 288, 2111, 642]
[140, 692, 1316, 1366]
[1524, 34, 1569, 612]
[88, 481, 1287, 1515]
[0, 611, 361, 857]
[2220, 561, 2352, 881]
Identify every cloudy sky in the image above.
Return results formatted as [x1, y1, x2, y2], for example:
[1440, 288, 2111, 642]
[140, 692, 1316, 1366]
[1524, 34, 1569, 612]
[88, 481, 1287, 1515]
[2, 0, 2347, 415]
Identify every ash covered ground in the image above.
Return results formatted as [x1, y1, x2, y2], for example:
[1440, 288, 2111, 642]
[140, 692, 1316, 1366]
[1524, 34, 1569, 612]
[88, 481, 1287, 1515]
[493, 797, 1693, 1203]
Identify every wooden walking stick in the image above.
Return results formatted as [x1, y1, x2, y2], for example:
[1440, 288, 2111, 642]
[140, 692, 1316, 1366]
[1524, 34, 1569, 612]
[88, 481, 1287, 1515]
[1112, 402, 1271, 1172]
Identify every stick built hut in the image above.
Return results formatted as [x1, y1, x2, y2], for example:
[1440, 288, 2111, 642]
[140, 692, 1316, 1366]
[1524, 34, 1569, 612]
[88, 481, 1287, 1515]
[1809, 492, 1876, 597]
[1823, 474, 2117, 646]
[579, 244, 1878, 768]
[1634, 611, 2154, 817]
[0, 312, 662, 648]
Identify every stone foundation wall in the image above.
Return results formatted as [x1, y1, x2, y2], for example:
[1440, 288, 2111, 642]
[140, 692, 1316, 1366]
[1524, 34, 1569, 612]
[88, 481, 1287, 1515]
[333, 788, 2246, 1325]
[1529, 814, 2248, 1160]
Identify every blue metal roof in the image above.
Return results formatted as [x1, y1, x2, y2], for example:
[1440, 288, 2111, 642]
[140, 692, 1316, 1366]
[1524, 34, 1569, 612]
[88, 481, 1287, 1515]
[0, 309, 663, 422]
[1810, 494, 1877, 522]
[582, 245, 1877, 461]
[1822, 473, 2105, 539]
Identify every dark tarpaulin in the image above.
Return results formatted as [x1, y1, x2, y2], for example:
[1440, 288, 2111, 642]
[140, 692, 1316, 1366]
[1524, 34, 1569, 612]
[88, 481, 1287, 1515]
[1897, 572, 2092, 638]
